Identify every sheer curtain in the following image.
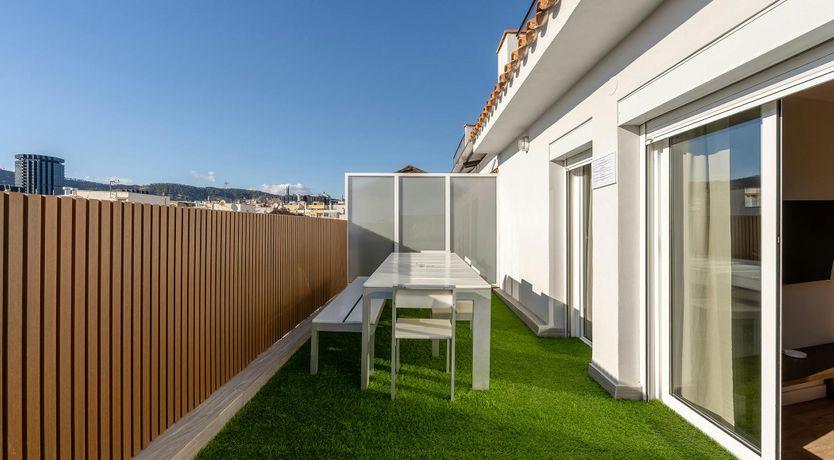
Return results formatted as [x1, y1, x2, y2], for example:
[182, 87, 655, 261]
[676, 141, 736, 424]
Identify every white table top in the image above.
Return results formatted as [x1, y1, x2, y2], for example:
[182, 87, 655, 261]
[363, 252, 492, 290]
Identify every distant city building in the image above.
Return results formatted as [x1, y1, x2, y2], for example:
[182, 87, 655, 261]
[14, 154, 65, 195]
[195, 200, 259, 213]
[278, 199, 345, 219]
[0, 184, 24, 193]
[72, 189, 170, 206]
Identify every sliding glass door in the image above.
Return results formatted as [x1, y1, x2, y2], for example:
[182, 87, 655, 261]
[568, 162, 592, 343]
[649, 103, 779, 458]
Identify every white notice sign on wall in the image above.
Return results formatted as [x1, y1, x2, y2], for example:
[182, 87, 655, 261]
[592, 152, 616, 189]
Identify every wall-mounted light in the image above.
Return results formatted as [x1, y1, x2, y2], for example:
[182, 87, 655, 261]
[518, 136, 530, 153]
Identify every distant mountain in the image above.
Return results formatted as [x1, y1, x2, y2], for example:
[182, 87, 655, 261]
[0, 169, 281, 202]
[140, 183, 280, 202]
[0, 169, 13, 185]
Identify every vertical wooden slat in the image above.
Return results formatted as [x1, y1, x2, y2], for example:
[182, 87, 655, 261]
[111, 202, 123, 460]
[159, 206, 167, 434]
[100, 201, 112, 460]
[225, 213, 231, 382]
[209, 211, 216, 394]
[187, 210, 195, 412]
[233, 213, 240, 375]
[131, 204, 142, 454]
[73, 198, 88, 459]
[7, 194, 24, 459]
[87, 200, 100, 460]
[0, 194, 5, 460]
[197, 210, 205, 402]
[150, 206, 160, 441]
[244, 215, 250, 365]
[150, 206, 159, 445]
[175, 208, 184, 420]
[25, 196, 42, 459]
[193, 210, 201, 407]
[43, 197, 59, 459]
[58, 197, 73, 458]
[166, 208, 175, 429]
[122, 203, 133, 459]
[141, 205, 151, 449]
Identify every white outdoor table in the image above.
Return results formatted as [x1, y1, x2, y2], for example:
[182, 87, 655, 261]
[360, 252, 492, 390]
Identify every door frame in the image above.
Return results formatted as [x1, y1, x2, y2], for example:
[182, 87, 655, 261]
[645, 102, 780, 460]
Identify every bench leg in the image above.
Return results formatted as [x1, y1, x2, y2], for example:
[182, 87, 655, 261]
[446, 339, 450, 373]
[451, 337, 456, 401]
[432, 339, 440, 358]
[310, 325, 319, 375]
[369, 331, 375, 375]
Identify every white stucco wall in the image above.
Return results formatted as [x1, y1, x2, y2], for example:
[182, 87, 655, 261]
[479, 0, 802, 392]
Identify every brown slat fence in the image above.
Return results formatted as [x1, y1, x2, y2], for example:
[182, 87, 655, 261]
[731, 215, 761, 261]
[0, 193, 347, 459]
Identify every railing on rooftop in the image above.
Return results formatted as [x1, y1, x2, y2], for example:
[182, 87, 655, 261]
[0, 193, 347, 459]
[452, 125, 474, 166]
[452, 134, 466, 164]
[515, 0, 539, 37]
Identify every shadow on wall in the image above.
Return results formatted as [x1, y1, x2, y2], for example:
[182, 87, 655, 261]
[525, 0, 711, 144]
[348, 222, 394, 280]
[503, 275, 565, 329]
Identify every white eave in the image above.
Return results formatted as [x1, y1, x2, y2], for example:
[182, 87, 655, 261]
[472, 0, 662, 155]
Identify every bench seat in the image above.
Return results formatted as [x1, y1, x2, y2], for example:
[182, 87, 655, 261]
[310, 277, 385, 374]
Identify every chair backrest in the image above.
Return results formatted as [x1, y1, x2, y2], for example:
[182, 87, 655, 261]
[393, 284, 454, 310]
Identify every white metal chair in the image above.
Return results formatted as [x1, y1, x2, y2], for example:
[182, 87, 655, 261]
[391, 284, 456, 401]
[430, 299, 472, 359]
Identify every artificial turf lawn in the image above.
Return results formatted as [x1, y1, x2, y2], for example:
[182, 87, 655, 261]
[198, 294, 732, 459]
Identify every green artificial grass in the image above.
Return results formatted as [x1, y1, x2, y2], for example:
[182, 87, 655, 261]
[198, 294, 731, 459]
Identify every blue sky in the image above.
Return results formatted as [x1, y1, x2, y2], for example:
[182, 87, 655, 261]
[0, 1, 525, 196]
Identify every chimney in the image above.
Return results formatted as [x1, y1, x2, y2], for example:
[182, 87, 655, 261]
[496, 30, 519, 78]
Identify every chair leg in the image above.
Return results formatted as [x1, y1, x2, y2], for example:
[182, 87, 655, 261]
[310, 326, 319, 375]
[396, 339, 401, 372]
[390, 334, 396, 400]
[432, 339, 439, 358]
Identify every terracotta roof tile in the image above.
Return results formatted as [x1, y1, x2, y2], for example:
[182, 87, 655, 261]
[469, 0, 559, 145]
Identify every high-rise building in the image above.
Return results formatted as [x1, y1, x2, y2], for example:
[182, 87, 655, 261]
[14, 154, 65, 195]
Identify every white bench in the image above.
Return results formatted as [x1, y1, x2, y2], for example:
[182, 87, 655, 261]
[310, 276, 385, 374]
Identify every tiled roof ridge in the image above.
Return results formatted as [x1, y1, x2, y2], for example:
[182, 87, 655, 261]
[469, 0, 559, 144]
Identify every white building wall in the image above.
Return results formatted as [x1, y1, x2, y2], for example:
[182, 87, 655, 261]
[479, 0, 791, 395]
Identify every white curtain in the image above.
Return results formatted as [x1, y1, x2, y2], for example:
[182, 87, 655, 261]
[677, 143, 736, 424]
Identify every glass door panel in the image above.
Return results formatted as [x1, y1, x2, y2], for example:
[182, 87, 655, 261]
[669, 108, 762, 447]
[569, 163, 592, 342]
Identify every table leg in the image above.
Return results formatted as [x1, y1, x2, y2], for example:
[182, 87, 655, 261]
[361, 290, 370, 390]
[471, 289, 491, 390]
[369, 331, 375, 375]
